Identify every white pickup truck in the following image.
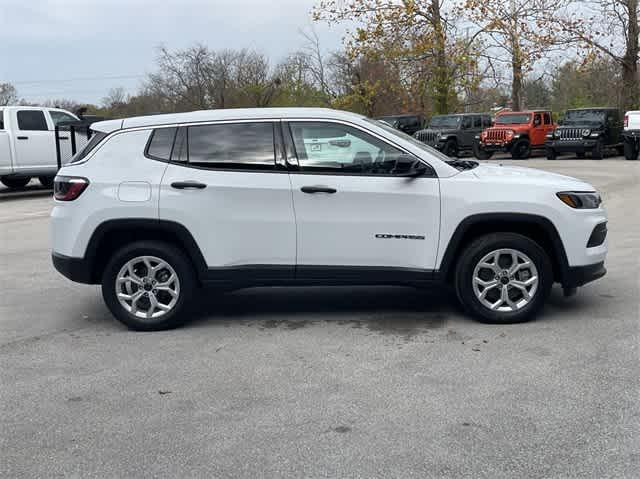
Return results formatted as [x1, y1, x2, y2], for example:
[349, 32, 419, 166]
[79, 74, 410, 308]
[623, 110, 640, 161]
[0, 106, 81, 189]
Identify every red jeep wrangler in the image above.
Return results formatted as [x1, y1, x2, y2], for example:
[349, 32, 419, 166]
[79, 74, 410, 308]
[474, 110, 555, 160]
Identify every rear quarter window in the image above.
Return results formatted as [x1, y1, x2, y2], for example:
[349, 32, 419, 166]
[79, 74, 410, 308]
[71, 130, 107, 163]
[145, 127, 178, 161]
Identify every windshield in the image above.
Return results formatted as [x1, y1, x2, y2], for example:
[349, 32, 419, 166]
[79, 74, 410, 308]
[563, 110, 606, 125]
[365, 118, 477, 170]
[495, 114, 531, 125]
[429, 115, 461, 129]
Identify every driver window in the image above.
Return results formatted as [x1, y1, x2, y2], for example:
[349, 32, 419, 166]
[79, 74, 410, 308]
[289, 122, 405, 175]
[461, 117, 472, 129]
[533, 114, 542, 126]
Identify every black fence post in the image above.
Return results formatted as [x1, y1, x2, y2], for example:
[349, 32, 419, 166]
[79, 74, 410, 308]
[70, 125, 77, 156]
[55, 125, 62, 171]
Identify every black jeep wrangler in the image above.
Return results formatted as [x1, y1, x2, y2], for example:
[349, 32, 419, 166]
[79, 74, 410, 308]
[376, 114, 424, 136]
[545, 108, 624, 160]
[414, 113, 493, 157]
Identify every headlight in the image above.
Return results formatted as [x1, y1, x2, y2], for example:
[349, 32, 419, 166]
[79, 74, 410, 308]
[581, 129, 591, 138]
[554, 130, 560, 138]
[505, 130, 515, 140]
[557, 191, 602, 209]
[589, 131, 600, 138]
[546, 133, 554, 139]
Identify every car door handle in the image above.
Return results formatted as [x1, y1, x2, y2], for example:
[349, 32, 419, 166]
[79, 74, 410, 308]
[171, 181, 207, 190]
[17, 136, 29, 140]
[300, 185, 337, 194]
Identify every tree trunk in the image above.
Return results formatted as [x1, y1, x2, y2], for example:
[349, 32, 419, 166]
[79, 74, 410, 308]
[512, 59, 523, 110]
[430, 0, 450, 114]
[621, 0, 639, 111]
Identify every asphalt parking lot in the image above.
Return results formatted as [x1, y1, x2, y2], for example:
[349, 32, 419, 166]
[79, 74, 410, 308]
[1, 157, 639, 478]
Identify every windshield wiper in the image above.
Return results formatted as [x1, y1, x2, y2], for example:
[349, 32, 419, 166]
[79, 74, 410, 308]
[446, 159, 478, 170]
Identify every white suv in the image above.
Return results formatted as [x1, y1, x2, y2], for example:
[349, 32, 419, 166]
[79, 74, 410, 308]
[51, 108, 608, 330]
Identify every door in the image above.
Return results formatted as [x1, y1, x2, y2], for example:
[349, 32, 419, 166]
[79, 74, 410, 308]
[530, 113, 547, 146]
[12, 109, 56, 172]
[159, 121, 296, 280]
[286, 120, 440, 280]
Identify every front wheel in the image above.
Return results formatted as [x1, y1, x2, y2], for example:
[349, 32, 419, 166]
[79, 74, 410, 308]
[455, 233, 553, 324]
[511, 139, 531, 159]
[545, 147, 557, 160]
[1, 177, 30, 189]
[101, 241, 196, 331]
[473, 143, 493, 161]
[624, 140, 639, 161]
[443, 139, 458, 158]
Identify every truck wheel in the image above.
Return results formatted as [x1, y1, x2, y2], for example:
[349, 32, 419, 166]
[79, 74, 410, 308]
[473, 143, 493, 161]
[545, 147, 557, 160]
[592, 140, 604, 160]
[511, 139, 531, 159]
[624, 141, 638, 161]
[454, 233, 553, 324]
[38, 176, 54, 189]
[101, 241, 197, 331]
[1, 177, 30, 189]
[443, 139, 458, 158]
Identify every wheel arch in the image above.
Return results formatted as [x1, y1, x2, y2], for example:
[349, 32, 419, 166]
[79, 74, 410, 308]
[439, 213, 569, 284]
[85, 219, 207, 284]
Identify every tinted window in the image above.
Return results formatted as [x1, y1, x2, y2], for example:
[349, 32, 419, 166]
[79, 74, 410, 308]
[289, 121, 406, 175]
[17, 110, 48, 131]
[461, 117, 473, 129]
[473, 116, 482, 128]
[483, 116, 493, 127]
[0, 110, 4, 130]
[187, 122, 275, 169]
[71, 130, 107, 163]
[544, 113, 551, 125]
[495, 114, 531, 125]
[146, 127, 177, 161]
[49, 110, 77, 126]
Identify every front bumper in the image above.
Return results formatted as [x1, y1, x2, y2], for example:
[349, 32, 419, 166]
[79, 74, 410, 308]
[563, 262, 606, 288]
[52, 252, 94, 284]
[478, 141, 514, 153]
[546, 139, 598, 152]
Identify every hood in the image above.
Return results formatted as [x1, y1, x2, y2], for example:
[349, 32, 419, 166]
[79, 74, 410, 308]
[558, 123, 604, 130]
[423, 127, 458, 134]
[467, 163, 594, 190]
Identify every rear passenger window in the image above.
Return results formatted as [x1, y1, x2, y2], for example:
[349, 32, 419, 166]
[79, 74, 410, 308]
[473, 116, 482, 128]
[544, 113, 551, 125]
[17, 110, 48, 131]
[187, 122, 275, 169]
[146, 127, 177, 161]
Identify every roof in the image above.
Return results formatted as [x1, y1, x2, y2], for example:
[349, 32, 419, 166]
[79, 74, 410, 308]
[92, 107, 366, 133]
[497, 110, 550, 114]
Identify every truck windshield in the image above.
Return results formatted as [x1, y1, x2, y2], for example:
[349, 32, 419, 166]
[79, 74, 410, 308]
[564, 110, 606, 125]
[495, 114, 531, 124]
[71, 130, 107, 163]
[429, 116, 461, 128]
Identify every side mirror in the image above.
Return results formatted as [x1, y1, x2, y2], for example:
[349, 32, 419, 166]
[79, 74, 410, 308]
[393, 154, 429, 177]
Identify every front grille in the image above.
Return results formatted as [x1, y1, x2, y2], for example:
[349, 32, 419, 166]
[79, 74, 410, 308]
[559, 128, 583, 140]
[587, 222, 607, 247]
[414, 129, 439, 146]
[485, 129, 509, 142]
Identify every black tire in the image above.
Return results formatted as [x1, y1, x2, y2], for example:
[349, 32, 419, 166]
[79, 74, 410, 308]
[511, 139, 531, 159]
[591, 140, 604, 160]
[443, 139, 458, 158]
[1, 177, 30, 189]
[38, 176, 54, 189]
[576, 152, 586, 159]
[454, 233, 553, 324]
[624, 140, 638, 161]
[101, 241, 197, 331]
[545, 147, 557, 160]
[473, 143, 493, 161]
[616, 145, 625, 157]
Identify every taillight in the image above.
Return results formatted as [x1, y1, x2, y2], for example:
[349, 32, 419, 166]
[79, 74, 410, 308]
[54, 176, 89, 201]
[624, 114, 628, 128]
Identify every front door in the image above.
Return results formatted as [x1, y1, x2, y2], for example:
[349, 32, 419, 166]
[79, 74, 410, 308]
[285, 120, 440, 281]
[159, 121, 296, 281]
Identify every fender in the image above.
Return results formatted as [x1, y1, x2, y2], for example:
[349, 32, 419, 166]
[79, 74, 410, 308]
[438, 213, 570, 283]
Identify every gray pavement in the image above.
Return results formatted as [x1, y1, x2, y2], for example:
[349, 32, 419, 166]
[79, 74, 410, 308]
[1, 158, 639, 478]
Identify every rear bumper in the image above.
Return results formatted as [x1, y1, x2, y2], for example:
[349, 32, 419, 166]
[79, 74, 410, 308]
[52, 252, 94, 284]
[563, 262, 606, 288]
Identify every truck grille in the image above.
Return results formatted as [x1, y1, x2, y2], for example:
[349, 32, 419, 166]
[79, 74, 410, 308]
[414, 129, 439, 146]
[559, 128, 583, 140]
[485, 129, 509, 142]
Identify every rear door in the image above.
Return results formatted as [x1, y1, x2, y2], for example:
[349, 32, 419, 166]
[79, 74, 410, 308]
[159, 121, 296, 281]
[286, 120, 440, 280]
[12, 109, 56, 172]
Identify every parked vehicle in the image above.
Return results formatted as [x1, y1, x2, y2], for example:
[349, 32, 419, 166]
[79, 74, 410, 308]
[414, 113, 493, 157]
[51, 107, 607, 330]
[475, 110, 555, 160]
[621, 110, 640, 161]
[545, 108, 624, 160]
[0, 106, 80, 189]
[376, 114, 424, 136]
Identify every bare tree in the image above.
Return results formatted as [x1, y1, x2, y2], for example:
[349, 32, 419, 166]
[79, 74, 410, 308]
[0, 83, 18, 106]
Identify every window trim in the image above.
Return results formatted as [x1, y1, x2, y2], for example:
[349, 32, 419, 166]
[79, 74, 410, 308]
[284, 119, 436, 178]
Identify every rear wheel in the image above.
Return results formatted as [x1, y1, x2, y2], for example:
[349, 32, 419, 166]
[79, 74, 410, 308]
[473, 143, 493, 161]
[1, 177, 30, 189]
[624, 140, 638, 161]
[455, 233, 553, 324]
[38, 176, 54, 189]
[511, 139, 531, 159]
[545, 147, 557, 161]
[101, 241, 196, 331]
[443, 139, 458, 158]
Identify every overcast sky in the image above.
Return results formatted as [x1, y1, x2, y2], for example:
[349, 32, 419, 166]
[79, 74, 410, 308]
[0, 0, 346, 104]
